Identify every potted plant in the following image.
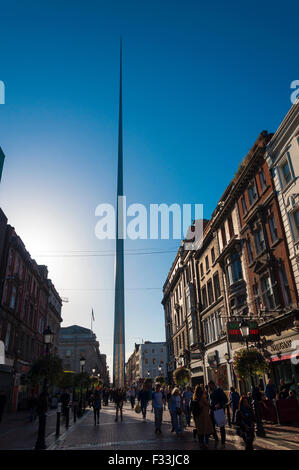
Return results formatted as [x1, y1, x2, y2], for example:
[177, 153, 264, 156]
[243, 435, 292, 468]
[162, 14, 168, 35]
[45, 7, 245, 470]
[173, 367, 191, 386]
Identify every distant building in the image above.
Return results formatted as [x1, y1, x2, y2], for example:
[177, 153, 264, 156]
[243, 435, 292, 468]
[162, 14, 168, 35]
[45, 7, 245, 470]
[126, 341, 167, 386]
[58, 325, 108, 382]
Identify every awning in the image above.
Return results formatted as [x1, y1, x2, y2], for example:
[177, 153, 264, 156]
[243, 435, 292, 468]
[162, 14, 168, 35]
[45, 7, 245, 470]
[269, 352, 299, 362]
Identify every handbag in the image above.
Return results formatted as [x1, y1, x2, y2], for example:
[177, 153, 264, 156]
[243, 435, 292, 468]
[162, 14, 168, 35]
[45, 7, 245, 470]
[213, 408, 227, 427]
[135, 404, 141, 414]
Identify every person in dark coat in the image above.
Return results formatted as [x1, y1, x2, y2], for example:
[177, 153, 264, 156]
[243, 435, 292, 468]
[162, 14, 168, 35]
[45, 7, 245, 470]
[138, 385, 150, 421]
[208, 381, 228, 449]
[91, 390, 101, 425]
[114, 388, 125, 422]
[236, 396, 256, 451]
[229, 387, 240, 424]
[0, 390, 7, 423]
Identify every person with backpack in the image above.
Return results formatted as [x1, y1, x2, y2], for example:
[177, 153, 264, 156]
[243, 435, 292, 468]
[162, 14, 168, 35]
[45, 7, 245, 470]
[208, 381, 228, 449]
[236, 395, 256, 451]
[92, 390, 101, 425]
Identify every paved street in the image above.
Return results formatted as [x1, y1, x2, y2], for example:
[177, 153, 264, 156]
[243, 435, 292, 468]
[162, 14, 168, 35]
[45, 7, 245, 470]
[49, 402, 299, 451]
[1, 402, 298, 450]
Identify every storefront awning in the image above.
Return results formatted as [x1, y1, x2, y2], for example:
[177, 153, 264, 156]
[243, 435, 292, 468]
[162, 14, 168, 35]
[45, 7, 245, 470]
[269, 352, 299, 362]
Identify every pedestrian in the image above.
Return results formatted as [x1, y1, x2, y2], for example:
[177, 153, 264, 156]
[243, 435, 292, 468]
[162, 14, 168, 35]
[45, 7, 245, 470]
[60, 389, 70, 417]
[138, 385, 149, 421]
[191, 385, 213, 449]
[183, 386, 193, 427]
[152, 384, 166, 434]
[229, 386, 240, 424]
[115, 388, 125, 422]
[265, 379, 276, 400]
[278, 379, 291, 399]
[92, 390, 101, 425]
[0, 390, 7, 423]
[28, 393, 38, 422]
[166, 385, 175, 432]
[129, 387, 136, 409]
[236, 396, 256, 451]
[208, 380, 228, 449]
[169, 387, 184, 437]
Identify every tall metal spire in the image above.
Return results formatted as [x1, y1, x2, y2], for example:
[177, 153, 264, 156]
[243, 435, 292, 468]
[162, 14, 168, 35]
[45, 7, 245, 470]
[113, 38, 125, 387]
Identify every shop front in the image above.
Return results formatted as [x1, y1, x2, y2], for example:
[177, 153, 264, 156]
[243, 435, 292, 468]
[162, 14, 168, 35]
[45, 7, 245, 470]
[266, 332, 299, 396]
[204, 343, 231, 395]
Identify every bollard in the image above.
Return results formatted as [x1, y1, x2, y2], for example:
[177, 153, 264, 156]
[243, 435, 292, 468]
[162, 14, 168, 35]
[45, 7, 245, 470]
[73, 403, 77, 423]
[65, 405, 70, 429]
[56, 403, 61, 437]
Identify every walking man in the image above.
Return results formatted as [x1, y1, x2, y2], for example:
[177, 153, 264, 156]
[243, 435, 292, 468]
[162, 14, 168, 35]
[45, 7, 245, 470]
[229, 386, 240, 424]
[92, 390, 101, 425]
[138, 385, 150, 421]
[208, 381, 228, 449]
[152, 384, 166, 434]
[183, 386, 193, 427]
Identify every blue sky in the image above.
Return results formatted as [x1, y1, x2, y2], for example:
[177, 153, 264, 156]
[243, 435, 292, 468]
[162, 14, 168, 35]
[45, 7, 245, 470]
[0, 0, 298, 374]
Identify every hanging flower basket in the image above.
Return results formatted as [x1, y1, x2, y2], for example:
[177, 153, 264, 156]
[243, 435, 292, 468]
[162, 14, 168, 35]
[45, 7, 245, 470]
[233, 348, 269, 379]
[154, 376, 166, 386]
[173, 367, 190, 386]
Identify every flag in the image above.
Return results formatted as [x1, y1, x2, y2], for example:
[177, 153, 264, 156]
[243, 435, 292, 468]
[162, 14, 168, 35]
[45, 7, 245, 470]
[92, 309, 95, 321]
[0, 147, 5, 183]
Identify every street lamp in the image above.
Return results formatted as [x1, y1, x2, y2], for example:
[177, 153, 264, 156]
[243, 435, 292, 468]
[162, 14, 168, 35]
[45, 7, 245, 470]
[35, 326, 54, 450]
[239, 320, 266, 437]
[79, 356, 86, 415]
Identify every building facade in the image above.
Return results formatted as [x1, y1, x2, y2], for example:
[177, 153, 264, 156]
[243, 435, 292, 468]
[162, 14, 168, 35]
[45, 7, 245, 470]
[58, 325, 107, 381]
[162, 121, 299, 395]
[0, 216, 62, 410]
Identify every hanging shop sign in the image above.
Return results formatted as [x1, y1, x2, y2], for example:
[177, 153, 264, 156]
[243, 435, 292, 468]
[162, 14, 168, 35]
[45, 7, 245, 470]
[227, 320, 259, 343]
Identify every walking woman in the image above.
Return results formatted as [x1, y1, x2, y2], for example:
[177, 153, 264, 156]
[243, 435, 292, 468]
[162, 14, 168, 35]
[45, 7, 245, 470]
[92, 390, 101, 425]
[191, 385, 213, 449]
[235, 396, 256, 451]
[169, 388, 184, 436]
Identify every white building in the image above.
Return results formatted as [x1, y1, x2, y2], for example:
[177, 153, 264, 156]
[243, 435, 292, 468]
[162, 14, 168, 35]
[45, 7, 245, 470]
[266, 101, 299, 296]
[137, 341, 167, 380]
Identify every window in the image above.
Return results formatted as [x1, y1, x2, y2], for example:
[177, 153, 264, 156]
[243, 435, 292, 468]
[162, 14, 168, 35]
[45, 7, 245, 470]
[201, 286, 207, 309]
[254, 225, 265, 254]
[246, 238, 254, 264]
[248, 179, 258, 205]
[225, 252, 243, 286]
[65, 349, 72, 358]
[221, 225, 227, 248]
[4, 323, 11, 351]
[293, 209, 299, 239]
[152, 358, 156, 365]
[259, 170, 267, 190]
[253, 282, 261, 314]
[200, 263, 204, 277]
[207, 280, 214, 305]
[228, 215, 234, 239]
[205, 255, 209, 271]
[9, 286, 17, 310]
[261, 275, 275, 310]
[213, 273, 221, 300]
[211, 247, 215, 264]
[279, 264, 292, 306]
[241, 196, 247, 215]
[269, 214, 278, 243]
[144, 358, 148, 365]
[281, 159, 292, 185]
[186, 291, 191, 313]
[152, 349, 155, 353]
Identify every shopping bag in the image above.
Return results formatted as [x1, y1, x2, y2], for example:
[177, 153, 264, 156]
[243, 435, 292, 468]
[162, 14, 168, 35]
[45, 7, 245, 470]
[135, 404, 141, 414]
[213, 408, 226, 427]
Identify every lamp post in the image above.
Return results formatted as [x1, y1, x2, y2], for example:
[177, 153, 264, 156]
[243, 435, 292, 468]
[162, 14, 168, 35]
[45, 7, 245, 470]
[79, 356, 85, 415]
[239, 320, 266, 437]
[35, 326, 54, 450]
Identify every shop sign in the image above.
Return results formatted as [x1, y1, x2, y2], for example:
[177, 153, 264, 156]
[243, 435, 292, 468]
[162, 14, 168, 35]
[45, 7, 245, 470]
[269, 339, 292, 354]
[227, 320, 259, 343]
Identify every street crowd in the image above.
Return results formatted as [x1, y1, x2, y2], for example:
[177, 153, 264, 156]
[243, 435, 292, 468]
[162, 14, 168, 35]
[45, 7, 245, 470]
[85, 377, 298, 451]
